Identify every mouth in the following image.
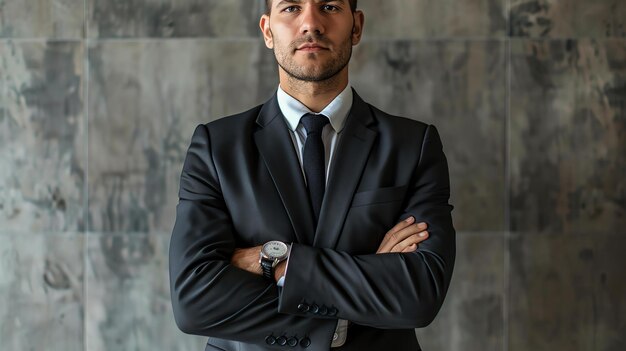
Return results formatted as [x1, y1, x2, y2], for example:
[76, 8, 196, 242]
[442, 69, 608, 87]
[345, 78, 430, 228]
[296, 43, 328, 52]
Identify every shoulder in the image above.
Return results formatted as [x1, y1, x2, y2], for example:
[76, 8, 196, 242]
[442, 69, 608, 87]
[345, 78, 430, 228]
[366, 103, 431, 139]
[362, 102, 447, 159]
[204, 104, 264, 131]
[189, 103, 265, 145]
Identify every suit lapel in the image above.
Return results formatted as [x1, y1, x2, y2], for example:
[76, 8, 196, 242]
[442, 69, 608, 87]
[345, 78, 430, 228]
[254, 94, 316, 246]
[314, 90, 377, 248]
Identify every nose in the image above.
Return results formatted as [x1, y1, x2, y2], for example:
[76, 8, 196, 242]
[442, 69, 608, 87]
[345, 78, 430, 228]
[299, 4, 325, 35]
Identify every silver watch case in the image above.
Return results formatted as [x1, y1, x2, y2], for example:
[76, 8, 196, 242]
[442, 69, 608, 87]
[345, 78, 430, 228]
[259, 240, 289, 267]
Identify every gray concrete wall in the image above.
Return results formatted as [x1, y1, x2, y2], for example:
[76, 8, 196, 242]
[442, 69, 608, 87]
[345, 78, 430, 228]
[1, 0, 624, 350]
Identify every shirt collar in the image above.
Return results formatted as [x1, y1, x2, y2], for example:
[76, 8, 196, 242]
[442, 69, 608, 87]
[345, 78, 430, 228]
[276, 83, 353, 133]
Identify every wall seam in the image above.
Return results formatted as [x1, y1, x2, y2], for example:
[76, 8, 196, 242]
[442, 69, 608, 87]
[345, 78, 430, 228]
[82, 0, 89, 350]
[503, 0, 511, 348]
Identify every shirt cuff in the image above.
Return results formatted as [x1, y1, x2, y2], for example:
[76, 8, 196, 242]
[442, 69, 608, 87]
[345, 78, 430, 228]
[276, 243, 293, 287]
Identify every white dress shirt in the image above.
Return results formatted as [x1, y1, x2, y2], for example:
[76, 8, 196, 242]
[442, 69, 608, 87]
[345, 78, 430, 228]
[275, 83, 352, 347]
[277, 84, 352, 183]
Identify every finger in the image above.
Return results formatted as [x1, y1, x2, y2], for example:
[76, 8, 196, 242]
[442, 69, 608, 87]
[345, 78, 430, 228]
[401, 243, 417, 253]
[383, 216, 415, 242]
[379, 218, 424, 251]
[390, 216, 415, 233]
[389, 230, 429, 253]
[377, 216, 415, 252]
[379, 222, 427, 253]
[393, 222, 428, 241]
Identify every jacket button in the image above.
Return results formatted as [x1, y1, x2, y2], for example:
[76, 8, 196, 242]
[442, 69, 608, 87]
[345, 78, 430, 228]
[265, 335, 276, 345]
[276, 336, 287, 346]
[310, 304, 319, 314]
[297, 303, 310, 312]
[300, 337, 311, 348]
[319, 305, 328, 316]
[328, 307, 338, 316]
[287, 337, 298, 347]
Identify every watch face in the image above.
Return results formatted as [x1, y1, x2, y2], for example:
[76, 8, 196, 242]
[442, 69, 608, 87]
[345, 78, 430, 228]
[262, 241, 288, 259]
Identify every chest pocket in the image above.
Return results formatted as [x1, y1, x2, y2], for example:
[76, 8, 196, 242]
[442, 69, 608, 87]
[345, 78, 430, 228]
[350, 184, 408, 208]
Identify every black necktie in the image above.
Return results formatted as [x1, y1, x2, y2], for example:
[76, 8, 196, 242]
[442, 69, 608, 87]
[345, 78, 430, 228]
[301, 113, 330, 224]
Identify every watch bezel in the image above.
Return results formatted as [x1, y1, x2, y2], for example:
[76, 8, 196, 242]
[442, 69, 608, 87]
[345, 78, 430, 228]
[260, 240, 289, 262]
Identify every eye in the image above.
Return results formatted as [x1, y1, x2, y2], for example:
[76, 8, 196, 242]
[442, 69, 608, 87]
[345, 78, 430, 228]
[321, 4, 340, 12]
[282, 5, 300, 13]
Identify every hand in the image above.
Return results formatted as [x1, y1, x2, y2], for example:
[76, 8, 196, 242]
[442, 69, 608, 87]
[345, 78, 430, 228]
[232, 245, 288, 282]
[231, 245, 263, 275]
[376, 216, 429, 254]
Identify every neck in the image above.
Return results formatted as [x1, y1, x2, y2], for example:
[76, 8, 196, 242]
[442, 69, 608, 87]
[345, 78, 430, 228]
[278, 67, 349, 113]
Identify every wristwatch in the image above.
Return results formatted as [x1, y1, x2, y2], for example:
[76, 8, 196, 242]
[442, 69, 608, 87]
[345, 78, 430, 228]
[259, 241, 290, 281]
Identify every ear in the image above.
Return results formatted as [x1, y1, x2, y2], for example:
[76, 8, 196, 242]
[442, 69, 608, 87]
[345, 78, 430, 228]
[351, 10, 364, 45]
[260, 14, 274, 49]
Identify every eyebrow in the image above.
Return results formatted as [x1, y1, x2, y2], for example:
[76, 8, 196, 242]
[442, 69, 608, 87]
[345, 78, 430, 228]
[275, 0, 346, 7]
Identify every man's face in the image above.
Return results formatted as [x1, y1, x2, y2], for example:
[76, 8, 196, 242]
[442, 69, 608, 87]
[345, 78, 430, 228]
[260, 0, 364, 82]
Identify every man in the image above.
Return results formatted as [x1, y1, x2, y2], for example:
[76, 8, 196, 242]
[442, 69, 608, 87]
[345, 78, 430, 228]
[169, 0, 456, 350]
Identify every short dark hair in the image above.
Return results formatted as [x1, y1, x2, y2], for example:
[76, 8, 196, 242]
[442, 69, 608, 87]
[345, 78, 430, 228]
[264, 0, 358, 14]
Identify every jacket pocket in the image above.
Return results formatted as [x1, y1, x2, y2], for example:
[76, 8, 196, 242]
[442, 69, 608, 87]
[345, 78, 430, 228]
[351, 185, 408, 208]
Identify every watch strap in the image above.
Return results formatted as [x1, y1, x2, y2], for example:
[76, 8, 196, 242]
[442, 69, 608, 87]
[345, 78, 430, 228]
[260, 258, 274, 280]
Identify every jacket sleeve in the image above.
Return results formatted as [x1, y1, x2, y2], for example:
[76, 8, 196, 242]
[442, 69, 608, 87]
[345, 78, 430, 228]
[169, 124, 336, 348]
[277, 124, 456, 329]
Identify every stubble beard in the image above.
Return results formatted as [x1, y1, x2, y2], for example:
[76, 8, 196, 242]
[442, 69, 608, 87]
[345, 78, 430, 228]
[272, 31, 353, 83]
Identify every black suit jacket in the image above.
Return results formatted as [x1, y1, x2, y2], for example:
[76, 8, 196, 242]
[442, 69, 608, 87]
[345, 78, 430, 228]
[169, 89, 456, 351]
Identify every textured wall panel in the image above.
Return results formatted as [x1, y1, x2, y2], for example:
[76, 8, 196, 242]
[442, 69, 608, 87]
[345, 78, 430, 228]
[87, 0, 264, 38]
[0, 0, 83, 38]
[509, 0, 626, 38]
[510, 39, 626, 232]
[415, 232, 505, 351]
[0, 41, 85, 232]
[0, 233, 84, 350]
[85, 232, 206, 351]
[509, 232, 626, 351]
[359, 0, 506, 38]
[87, 40, 278, 232]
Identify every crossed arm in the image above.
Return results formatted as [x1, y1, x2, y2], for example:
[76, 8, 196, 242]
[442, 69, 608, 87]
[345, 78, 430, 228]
[231, 216, 432, 281]
[169, 123, 455, 345]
